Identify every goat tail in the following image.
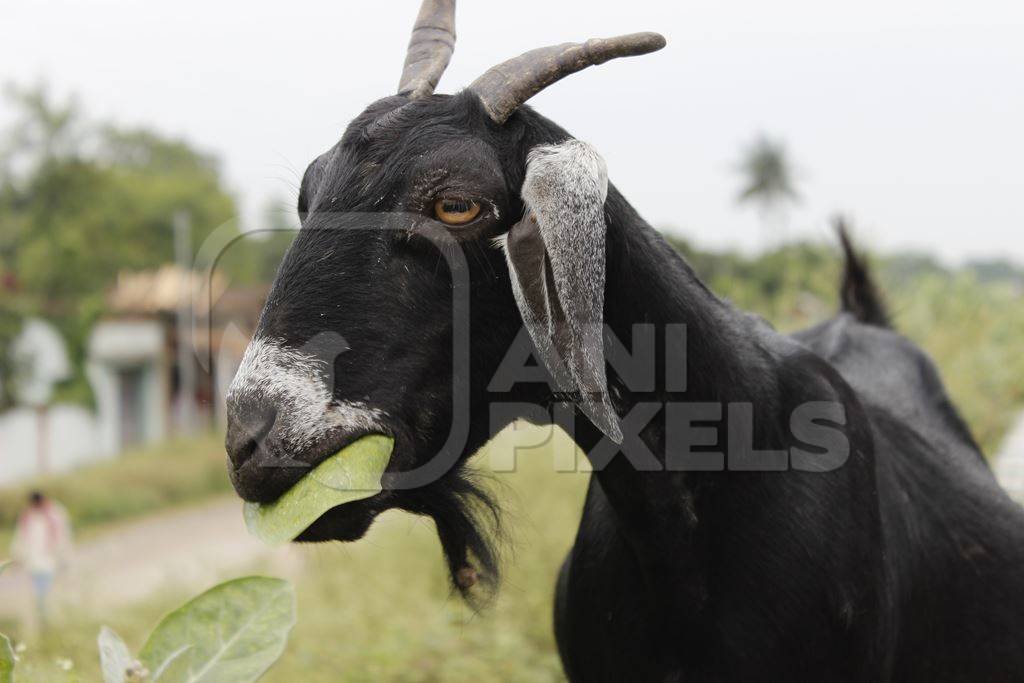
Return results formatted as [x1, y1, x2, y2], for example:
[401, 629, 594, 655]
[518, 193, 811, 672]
[836, 217, 891, 328]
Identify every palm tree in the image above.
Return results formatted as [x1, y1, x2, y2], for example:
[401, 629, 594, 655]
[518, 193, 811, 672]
[736, 135, 800, 245]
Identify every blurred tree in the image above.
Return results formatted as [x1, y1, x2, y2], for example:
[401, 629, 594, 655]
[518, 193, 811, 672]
[0, 83, 84, 176]
[736, 135, 800, 244]
[0, 83, 238, 406]
[965, 258, 1024, 286]
[217, 197, 297, 286]
[670, 228, 1024, 454]
[883, 251, 949, 288]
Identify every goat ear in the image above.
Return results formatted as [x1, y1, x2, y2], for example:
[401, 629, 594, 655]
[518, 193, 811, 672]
[503, 140, 623, 444]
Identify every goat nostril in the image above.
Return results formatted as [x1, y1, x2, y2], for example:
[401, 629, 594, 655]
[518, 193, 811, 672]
[226, 404, 277, 469]
[229, 437, 258, 469]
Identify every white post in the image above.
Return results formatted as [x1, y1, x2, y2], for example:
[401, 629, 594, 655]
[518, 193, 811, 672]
[35, 404, 49, 474]
[174, 210, 197, 434]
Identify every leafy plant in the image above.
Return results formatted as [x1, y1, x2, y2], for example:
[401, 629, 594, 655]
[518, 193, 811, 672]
[0, 84, 238, 408]
[98, 577, 296, 683]
[0, 560, 13, 683]
[2, 575, 295, 683]
[0, 634, 14, 683]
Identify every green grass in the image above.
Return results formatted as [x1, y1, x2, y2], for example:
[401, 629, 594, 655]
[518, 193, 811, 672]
[0, 433, 230, 550]
[263, 436, 584, 682]
[4, 427, 588, 682]
[677, 237, 1024, 455]
[887, 275, 1024, 453]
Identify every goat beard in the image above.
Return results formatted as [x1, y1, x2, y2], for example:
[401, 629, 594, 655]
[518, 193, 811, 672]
[403, 466, 504, 608]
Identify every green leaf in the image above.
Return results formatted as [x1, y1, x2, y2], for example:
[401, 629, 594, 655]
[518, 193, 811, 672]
[0, 560, 11, 576]
[244, 434, 393, 545]
[138, 577, 295, 683]
[0, 633, 15, 683]
[98, 626, 133, 683]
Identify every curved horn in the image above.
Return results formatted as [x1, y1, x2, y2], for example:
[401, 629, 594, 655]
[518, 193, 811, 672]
[469, 32, 666, 124]
[397, 0, 457, 99]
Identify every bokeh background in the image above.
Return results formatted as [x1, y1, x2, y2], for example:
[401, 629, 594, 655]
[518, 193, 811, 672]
[1, 1, 1022, 680]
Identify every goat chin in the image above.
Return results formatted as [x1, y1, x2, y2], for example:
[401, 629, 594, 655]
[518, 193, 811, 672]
[401, 465, 506, 606]
[281, 460, 505, 606]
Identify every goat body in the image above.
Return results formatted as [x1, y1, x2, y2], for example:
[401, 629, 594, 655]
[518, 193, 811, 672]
[552, 190, 1024, 682]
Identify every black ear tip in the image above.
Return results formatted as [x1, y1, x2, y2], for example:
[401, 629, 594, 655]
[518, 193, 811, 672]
[585, 403, 624, 445]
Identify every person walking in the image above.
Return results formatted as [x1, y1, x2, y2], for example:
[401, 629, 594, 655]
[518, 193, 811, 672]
[10, 491, 72, 626]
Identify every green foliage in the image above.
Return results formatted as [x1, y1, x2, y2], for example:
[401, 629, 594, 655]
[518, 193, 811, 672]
[735, 135, 799, 209]
[890, 274, 1024, 451]
[0, 559, 13, 682]
[216, 199, 296, 287]
[669, 236, 840, 330]
[6, 578, 295, 683]
[0, 434, 230, 540]
[965, 258, 1024, 286]
[0, 294, 29, 410]
[0, 633, 14, 683]
[0, 84, 238, 407]
[137, 577, 295, 683]
[670, 233, 1024, 454]
[0, 89, 236, 296]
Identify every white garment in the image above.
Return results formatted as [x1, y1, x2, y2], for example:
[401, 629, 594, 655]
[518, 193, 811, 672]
[11, 502, 72, 574]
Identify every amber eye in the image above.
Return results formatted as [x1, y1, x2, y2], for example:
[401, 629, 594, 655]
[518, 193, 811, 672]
[434, 197, 481, 226]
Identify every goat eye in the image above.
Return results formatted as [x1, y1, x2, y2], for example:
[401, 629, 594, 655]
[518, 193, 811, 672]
[434, 197, 481, 226]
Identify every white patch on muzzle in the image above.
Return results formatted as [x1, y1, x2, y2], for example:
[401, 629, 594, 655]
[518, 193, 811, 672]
[227, 337, 387, 450]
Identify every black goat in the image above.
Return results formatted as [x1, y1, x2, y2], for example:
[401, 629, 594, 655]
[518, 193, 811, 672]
[225, 2, 1024, 680]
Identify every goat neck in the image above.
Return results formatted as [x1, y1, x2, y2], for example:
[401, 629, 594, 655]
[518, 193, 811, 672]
[562, 186, 879, 625]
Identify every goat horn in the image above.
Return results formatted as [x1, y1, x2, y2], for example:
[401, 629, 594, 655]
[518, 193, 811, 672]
[468, 32, 666, 124]
[397, 0, 457, 99]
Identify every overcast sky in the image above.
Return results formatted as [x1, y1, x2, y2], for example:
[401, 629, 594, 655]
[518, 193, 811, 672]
[4, 0, 1022, 264]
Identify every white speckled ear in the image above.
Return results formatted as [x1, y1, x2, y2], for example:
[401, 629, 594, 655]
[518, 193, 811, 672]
[503, 140, 622, 444]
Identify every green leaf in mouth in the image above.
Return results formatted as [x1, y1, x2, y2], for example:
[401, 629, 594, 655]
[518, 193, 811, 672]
[243, 434, 394, 546]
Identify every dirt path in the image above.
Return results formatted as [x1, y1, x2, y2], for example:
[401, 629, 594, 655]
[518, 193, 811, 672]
[0, 496, 301, 621]
[995, 412, 1024, 501]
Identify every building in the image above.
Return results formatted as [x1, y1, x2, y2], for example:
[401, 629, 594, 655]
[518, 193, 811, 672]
[0, 266, 266, 485]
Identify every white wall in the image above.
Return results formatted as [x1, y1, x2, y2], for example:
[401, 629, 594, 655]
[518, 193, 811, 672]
[0, 318, 101, 485]
[0, 405, 103, 486]
[0, 318, 169, 486]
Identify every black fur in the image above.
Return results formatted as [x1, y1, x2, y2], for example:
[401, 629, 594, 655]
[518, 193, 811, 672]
[228, 92, 1024, 680]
